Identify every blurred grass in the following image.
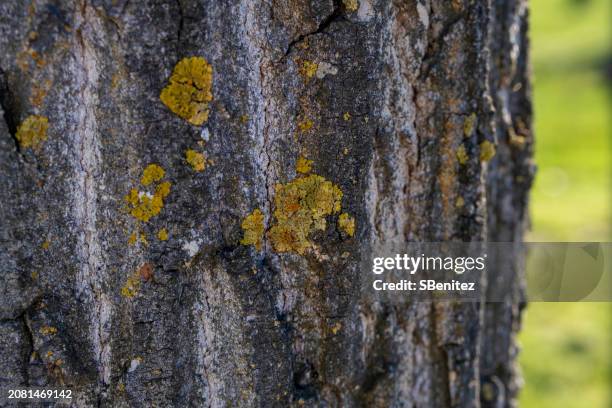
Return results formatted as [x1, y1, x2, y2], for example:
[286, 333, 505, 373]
[520, 0, 611, 407]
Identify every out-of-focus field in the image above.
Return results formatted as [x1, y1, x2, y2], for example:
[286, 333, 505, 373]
[520, 0, 611, 407]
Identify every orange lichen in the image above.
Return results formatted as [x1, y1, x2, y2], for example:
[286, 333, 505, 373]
[30, 80, 52, 107]
[138, 262, 154, 282]
[157, 228, 168, 241]
[268, 174, 343, 254]
[338, 213, 355, 237]
[160, 56, 213, 125]
[185, 149, 206, 171]
[125, 165, 171, 222]
[456, 145, 468, 165]
[299, 60, 318, 79]
[480, 140, 496, 162]
[240, 209, 265, 250]
[15, 115, 48, 149]
[296, 156, 313, 174]
[121, 263, 155, 298]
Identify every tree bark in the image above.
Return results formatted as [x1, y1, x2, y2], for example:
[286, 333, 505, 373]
[0, 0, 534, 407]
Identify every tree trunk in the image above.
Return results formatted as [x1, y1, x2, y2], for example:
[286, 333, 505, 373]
[0, 0, 534, 407]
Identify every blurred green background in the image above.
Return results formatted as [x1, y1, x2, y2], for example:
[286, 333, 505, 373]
[520, 0, 611, 407]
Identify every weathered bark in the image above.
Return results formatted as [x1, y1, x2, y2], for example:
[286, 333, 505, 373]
[0, 0, 534, 407]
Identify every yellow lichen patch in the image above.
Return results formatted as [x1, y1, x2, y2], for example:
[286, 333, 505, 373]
[296, 156, 313, 174]
[510, 133, 527, 149]
[463, 113, 477, 137]
[297, 118, 314, 133]
[240, 209, 265, 250]
[343, 112, 351, 121]
[121, 274, 140, 298]
[140, 164, 165, 186]
[41, 240, 50, 250]
[343, 0, 359, 12]
[480, 140, 496, 162]
[455, 196, 465, 208]
[338, 213, 355, 237]
[128, 231, 138, 245]
[268, 174, 343, 254]
[185, 149, 206, 171]
[125, 166, 172, 222]
[299, 60, 318, 79]
[156, 181, 171, 197]
[40, 326, 58, 336]
[456, 145, 469, 165]
[15, 115, 48, 149]
[160, 56, 213, 125]
[240, 114, 249, 124]
[157, 228, 169, 241]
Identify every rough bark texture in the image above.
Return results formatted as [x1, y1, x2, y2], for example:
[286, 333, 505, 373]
[0, 0, 534, 407]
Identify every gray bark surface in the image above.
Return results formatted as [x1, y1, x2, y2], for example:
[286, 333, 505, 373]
[0, 0, 534, 407]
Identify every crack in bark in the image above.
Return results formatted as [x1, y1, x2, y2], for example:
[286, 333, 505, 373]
[0, 68, 23, 155]
[20, 312, 34, 387]
[277, 0, 343, 62]
[418, 14, 465, 80]
[175, 0, 184, 44]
